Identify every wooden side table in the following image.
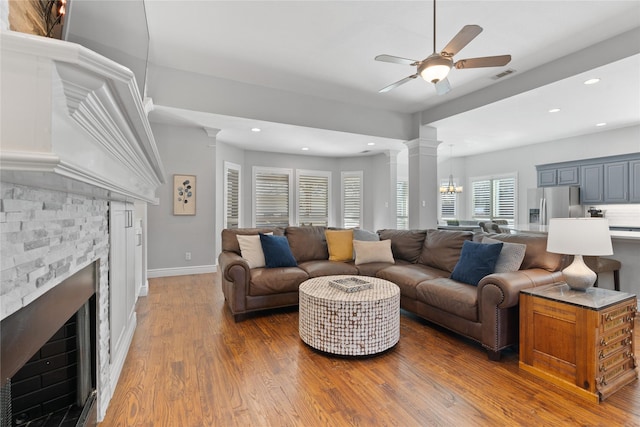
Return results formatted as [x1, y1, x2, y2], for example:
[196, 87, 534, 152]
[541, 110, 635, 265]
[520, 283, 637, 402]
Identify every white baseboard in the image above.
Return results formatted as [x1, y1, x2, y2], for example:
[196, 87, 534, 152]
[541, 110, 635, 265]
[147, 264, 217, 278]
[138, 279, 149, 297]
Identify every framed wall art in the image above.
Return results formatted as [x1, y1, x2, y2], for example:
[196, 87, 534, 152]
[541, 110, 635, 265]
[173, 174, 196, 215]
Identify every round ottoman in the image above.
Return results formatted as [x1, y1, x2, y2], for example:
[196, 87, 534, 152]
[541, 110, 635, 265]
[298, 275, 400, 356]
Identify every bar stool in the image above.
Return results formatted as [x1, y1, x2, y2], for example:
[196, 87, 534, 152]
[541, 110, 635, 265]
[584, 256, 621, 291]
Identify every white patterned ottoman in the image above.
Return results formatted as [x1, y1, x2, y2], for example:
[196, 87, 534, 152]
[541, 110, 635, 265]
[298, 275, 400, 356]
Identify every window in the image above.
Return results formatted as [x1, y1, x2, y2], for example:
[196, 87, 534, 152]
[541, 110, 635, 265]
[396, 180, 408, 229]
[224, 162, 241, 229]
[297, 170, 331, 226]
[471, 174, 517, 225]
[440, 179, 459, 220]
[341, 171, 362, 228]
[253, 167, 292, 227]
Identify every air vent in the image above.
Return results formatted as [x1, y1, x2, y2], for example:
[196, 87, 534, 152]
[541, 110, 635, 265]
[360, 150, 370, 154]
[491, 68, 516, 80]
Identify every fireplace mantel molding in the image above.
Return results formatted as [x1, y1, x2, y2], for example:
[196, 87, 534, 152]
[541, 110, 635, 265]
[0, 30, 165, 203]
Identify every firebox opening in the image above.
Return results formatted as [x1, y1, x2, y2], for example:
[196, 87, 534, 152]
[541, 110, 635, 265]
[0, 262, 99, 427]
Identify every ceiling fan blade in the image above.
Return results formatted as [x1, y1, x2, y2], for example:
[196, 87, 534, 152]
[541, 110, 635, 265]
[441, 25, 483, 57]
[378, 74, 418, 93]
[434, 77, 451, 95]
[375, 54, 419, 66]
[454, 55, 512, 69]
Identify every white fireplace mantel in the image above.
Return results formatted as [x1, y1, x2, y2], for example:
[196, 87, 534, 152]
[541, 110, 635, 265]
[0, 30, 165, 203]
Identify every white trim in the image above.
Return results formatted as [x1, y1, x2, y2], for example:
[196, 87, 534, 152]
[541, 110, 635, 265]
[107, 313, 136, 418]
[147, 264, 217, 278]
[223, 161, 242, 228]
[138, 279, 149, 297]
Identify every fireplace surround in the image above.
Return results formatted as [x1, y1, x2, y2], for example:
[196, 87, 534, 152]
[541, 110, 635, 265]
[1, 30, 165, 421]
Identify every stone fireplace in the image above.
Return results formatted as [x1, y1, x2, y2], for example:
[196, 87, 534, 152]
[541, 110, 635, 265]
[1, 31, 165, 422]
[0, 186, 109, 425]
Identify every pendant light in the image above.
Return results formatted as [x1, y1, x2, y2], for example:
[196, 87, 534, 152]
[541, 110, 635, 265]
[439, 145, 463, 194]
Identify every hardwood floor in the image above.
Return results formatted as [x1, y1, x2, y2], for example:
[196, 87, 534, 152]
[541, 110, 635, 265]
[101, 274, 640, 426]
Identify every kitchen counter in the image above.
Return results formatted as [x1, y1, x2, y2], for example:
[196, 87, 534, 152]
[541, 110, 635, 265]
[512, 224, 640, 241]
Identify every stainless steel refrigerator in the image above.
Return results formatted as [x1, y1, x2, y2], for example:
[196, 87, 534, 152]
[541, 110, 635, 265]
[527, 186, 581, 225]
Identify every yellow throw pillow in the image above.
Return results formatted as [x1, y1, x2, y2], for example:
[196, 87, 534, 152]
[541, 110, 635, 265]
[325, 229, 354, 262]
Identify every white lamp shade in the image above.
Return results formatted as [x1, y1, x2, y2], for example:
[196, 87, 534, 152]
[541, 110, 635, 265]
[546, 218, 613, 256]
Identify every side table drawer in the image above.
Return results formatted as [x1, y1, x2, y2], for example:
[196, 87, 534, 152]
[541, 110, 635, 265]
[600, 303, 635, 331]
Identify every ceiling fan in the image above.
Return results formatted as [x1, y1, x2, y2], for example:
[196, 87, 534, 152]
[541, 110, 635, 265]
[375, 0, 511, 95]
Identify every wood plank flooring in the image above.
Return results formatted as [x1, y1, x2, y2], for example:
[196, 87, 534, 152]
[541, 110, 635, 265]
[100, 273, 640, 426]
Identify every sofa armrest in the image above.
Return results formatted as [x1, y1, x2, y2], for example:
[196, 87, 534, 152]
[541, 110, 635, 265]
[478, 269, 564, 309]
[218, 251, 252, 314]
[218, 251, 250, 284]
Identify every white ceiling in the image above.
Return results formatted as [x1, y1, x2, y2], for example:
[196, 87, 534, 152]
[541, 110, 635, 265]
[142, 0, 640, 158]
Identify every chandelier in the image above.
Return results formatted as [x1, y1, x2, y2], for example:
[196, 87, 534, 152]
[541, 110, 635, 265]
[439, 145, 463, 194]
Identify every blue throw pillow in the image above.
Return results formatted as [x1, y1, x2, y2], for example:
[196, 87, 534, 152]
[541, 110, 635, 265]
[450, 240, 504, 286]
[259, 233, 298, 268]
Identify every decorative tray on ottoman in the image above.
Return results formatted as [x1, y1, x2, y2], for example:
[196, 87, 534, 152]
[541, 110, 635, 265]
[328, 277, 372, 293]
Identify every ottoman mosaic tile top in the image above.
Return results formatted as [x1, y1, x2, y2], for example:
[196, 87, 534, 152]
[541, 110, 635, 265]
[299, 275, 400, 356]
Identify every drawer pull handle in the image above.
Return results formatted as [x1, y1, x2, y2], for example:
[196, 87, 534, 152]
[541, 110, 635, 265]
[599, 350, 605, 360]
[599, 364, 606, 372]
[600, 338, 607, 346]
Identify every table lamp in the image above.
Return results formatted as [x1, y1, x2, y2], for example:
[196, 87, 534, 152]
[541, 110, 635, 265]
[546, 218, 613, 291]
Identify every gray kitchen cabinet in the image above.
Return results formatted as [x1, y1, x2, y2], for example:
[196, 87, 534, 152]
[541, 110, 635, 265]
[630, 160, 640, 203]
[537, 169, 556, 187]
[581, 164, 604, 203]
[604, 161, 629, 203]
[557, 166, 579, 185]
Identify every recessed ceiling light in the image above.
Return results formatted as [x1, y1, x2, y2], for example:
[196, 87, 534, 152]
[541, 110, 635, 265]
[251, 127, 261, 132]
[584, 78, 600, 85]
[548, 108, 561, 113]
[301, 147, 309, 151]
[367, 142, 375, 146]
[596, 122, 607, 127]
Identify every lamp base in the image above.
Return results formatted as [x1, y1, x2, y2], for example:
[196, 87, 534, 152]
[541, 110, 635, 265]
[563, 255, 597, 291]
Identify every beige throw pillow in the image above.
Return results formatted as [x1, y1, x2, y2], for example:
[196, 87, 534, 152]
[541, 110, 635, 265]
[237, 233, 271, 268]
[353, 239, 395, 265]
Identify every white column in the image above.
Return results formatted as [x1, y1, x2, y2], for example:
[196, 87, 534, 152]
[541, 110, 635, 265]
[385, 150, 399, 229]
[405, 126, 441, 229]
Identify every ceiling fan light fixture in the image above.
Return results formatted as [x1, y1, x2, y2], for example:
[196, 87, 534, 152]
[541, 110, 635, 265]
[419, 54, 453, 83]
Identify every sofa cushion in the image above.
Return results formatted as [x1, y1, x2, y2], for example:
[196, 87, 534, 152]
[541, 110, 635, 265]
[353, 239, 395, 265]
[377, 229, 427, 263]
[418, 229, 473, 272]
[325, 229, 354, 261]
[297, 260, 358, 278]
[482, 236, 526, 273]
[482, 233, 564, 272]
[450, 240, 503, 286]
[285, 226, 329, 262]
[356, 259, 406, 277]
[248, 267, 309, 296]
[237, 233, 272, 268]
[221, 227, 284, 255]
[416, 278, 479, 322]
[260, 234, 298, 268]
[376, 264, 448, 299]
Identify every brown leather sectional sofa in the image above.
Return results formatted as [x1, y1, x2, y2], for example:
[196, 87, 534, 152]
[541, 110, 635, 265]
[218, 226, 564, 360]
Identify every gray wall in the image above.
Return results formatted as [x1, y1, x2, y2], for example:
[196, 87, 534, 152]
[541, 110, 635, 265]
[147, 123, 216, 270]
